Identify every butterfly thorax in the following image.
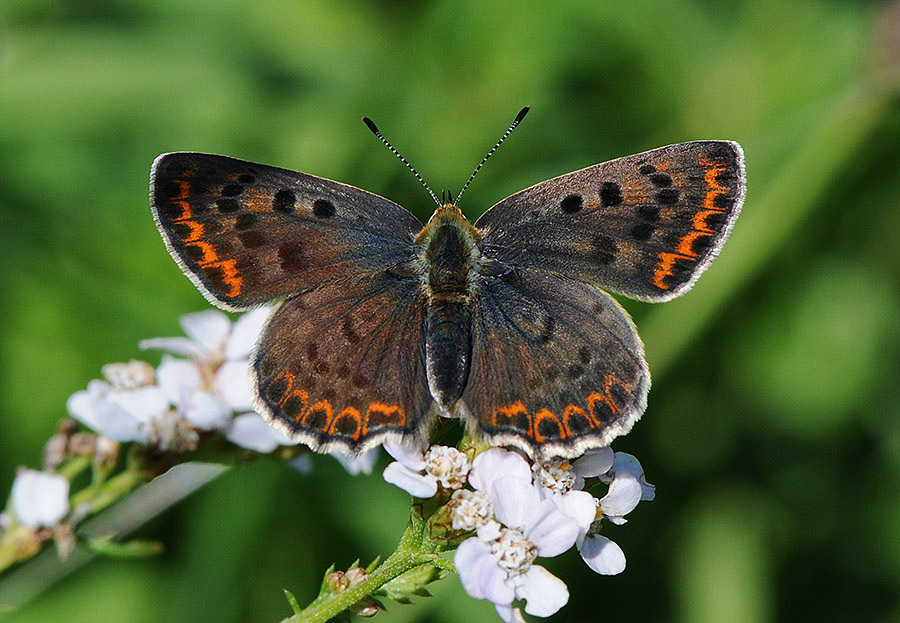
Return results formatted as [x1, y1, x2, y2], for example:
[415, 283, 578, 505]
[414, 204, 482, 412]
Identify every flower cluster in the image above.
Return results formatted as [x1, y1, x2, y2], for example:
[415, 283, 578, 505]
[3, 304, 656, 622]
[383, 445, 654, 621]
[65, 308, 296, 453]
[1, 309, 382, 572]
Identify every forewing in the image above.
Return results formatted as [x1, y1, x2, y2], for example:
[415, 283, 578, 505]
[475, 141, 745, 302]
[151, 152, 422, 309]
[253, 271, 435, 453]
[458, 268, 649, 459]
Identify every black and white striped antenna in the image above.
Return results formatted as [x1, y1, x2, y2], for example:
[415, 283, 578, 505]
[454, 106, 530, 207]
[363, 106, 530, 208]
[362, 116, 440, 207]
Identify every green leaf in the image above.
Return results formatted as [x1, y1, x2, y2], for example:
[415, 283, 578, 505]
[377, 563, 444, 604]
[317, 563, 337, 598]
[283, 589, 302, 615]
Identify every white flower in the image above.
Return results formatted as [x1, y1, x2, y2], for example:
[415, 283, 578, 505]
[225, 413, 297, 453]
[596, 452, 655, 524]
[528, 448, 653, 577]
[66, 378, 169, 445]
[11, 469, 70, 529]
[531, 451, 605, 554]
[450, 489, 493, 531]
[577, 451, 655, 575]
[156, 355, 230, 430]
[64, 308, 292, 453]
[143, 308, 271, 417]
[468, 447, 532, 491]
[382, 440, 470, 498]
[603, 452, 656, 501]
[101, 360, 155, 390]
[454, 449, 578, 620]
[331, 447, 380, 476]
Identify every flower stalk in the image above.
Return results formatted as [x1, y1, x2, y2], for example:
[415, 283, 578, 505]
[282, 501, 451, 623]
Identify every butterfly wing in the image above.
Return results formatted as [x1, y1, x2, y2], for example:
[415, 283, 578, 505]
[151, 152, 422, 309]
[460, 141, 744, 457]
[458, 267, 648, 459]
[253, 271, 435, 453]
[474, 141, 745, 302]
[152, 152, 432, 453]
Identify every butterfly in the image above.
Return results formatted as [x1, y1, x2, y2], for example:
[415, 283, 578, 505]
[150, 108, 745, 459]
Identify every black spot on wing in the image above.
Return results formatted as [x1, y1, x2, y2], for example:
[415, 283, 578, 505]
[592, 234, 618, 265]
[656, 188, 679, 205]
[273, 189, 296, 213]
[216, 198, 241, 213]
[600, 181, 624, 207]
[560, 194, 583, 214]
[313, 199, 336, 218]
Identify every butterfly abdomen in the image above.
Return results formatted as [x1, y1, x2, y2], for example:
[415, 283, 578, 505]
[417, 205, 482, 410]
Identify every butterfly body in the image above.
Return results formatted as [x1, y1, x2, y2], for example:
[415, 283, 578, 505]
[151, 137, 745, 459]
[415, 204, 482, 410]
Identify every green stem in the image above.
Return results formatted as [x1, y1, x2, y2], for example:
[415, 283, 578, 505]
[57, 455, 92, 481]
[283, 503, 443, 623]
[70, 467, 152, 516]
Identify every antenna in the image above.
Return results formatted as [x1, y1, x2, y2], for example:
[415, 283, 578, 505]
[454, 106, 530, 207]
[362, 116, 440, 207]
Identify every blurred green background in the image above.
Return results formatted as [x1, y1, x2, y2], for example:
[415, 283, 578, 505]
[2, 0, 900, 621]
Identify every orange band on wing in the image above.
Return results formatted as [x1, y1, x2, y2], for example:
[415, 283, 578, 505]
[651, 152, 730, 290]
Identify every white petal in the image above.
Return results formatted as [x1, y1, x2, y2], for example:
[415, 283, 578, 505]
[579, 533, 626, 575]
[213, 360, 254, 411]
[66, 381, 106, 430]
[523, 499, 579, 557]
[225, 413, 281, 452]
[266, 424, 300, 447]
[156, 355, 203, 403]
[225, 307, 270, 360]
[290, 454, 314, 474]
[612, 452, 656, 500]
[332, 447, 380, 476]
[94, 400, 148, 443]
[382, 462, 437, 498]
[455, 538, 514, 605]
[108, 386, 169, 423]
[179, 310, 230, 353]
[180, 390, 230, 430]
[383, 438, 426, 471]
[139, 337, 206, 359]
[600, 470, 642, 520]
[517, 565, 569, 617]
[490, 477, 541, 529]
[470, 448, 531, 493]
[476, 519, 502, 542]
[572, 446, 615, 478]
[554, 490, 597, 532]
[494, 604, 526, 623]
[11, 470, 70, 528]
